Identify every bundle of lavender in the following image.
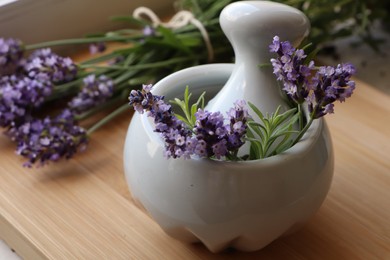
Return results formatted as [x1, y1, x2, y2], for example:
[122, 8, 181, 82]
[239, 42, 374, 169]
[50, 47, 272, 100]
[129, 36, 356, 161]
[1, 0, 359, 167]
[0, 1, 234, 167]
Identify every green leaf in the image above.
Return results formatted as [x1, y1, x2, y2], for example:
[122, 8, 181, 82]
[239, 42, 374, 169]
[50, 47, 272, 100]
[273, 107, 297, 126]
[248, 102, 264, 120]
[246, 128, 263, 160]
[174, 115, 191, 127]
[247, 121, 266, 139]
[247, 102, 302, 158]
[169, 86, 206, 129]
[156, 26, 192, 54]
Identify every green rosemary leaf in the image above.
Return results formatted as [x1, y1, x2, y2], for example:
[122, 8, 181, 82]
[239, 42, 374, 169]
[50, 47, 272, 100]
[184, 86, 191, 107]
[196, 91, 206, 110]
[248, 102, 264, 120]
[247, 121, 267, 137]
[275, 139, 294, 155]
[174, 114, 192, 127]
[156, 26, 192, 54]
[246, 128, 263, 160]
[190, 104, 197, 124]
[273, 107, 297, 127]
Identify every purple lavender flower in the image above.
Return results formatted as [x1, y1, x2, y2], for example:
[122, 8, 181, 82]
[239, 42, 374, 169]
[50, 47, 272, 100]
[270, 36, 356, 118]
[193, 109, 226, 158]
[0, 73, 53, 127]
[68, 74, 114, 114]
[0, 38, 24, 76]
[129, 84, 163, 114]
[129, 84, 249, 160]
[129, 84, 194, 159]
[24, 48, 77, 83]
[7, 109, 88, 167]
[108, 55, 125, 65]
[89, 42, 106, 55]
[270, 36, 313, 104]
[193, 100, 248, 158]
[226, 100, 248, 150]
[306, 63, 356, 118]
[143, 26, 155, 37]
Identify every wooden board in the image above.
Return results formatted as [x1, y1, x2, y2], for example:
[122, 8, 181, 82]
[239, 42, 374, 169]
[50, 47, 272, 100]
[1, 78, 390, 259]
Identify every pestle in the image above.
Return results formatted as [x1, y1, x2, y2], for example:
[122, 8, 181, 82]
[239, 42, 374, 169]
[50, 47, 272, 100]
[205, 1, 310, 115]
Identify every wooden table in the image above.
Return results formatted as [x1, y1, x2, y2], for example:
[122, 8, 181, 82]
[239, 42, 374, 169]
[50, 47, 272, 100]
[1, 78, 389, 259]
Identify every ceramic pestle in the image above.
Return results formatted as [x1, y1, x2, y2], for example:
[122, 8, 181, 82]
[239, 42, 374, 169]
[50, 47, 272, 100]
[205, 1, 310, 115]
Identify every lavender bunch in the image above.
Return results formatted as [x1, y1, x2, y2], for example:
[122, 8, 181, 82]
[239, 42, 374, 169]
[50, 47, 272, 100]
[25, 48, 78, 83]
[270, 35, 356, 145]
[0, 38, 24, 76]
[0, 0, 360, 166]
[127, 35, 357, 161]
[0, 0, 238, 167]
[0, 73, 52, 127]
[7, 109, 88, 167]
[129, 85, 248, 160]
[0, 37, 122, 166]
[68, 74, 114, 115]
[130, 84, 194, 159]
[0, 41, 79, 128]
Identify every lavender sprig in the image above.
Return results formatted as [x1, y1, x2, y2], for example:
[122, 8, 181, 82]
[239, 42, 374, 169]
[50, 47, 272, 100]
[129, 85, 248, 160]
[7, 109, 88, 167]
[129, 84, 194, 159]
[0, 73, 53, 127]
[270, 36, 315, 104]
[0, 38, 24, 76]
[89, 42, 106, 55]
[270, 35, 356, 145]
[307, 63, 356, 119]
[68, 74, 114, 115]
[25, 48, 78, 83]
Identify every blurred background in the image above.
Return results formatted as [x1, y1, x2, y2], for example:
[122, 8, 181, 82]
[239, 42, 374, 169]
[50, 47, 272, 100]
[0, 0, 389, 258]
[1, 0, 389, 93]
[0, 0, 175, 44]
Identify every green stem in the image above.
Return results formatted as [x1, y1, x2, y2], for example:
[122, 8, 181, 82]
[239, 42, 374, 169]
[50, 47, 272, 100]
[80, 52, 121, 65]
[87, 103, 129, 135]
[292, 116, 314, 146]
[25, 35, 142, 50]
[76, 95, 124, 121]
[298, 103, 304, 130]
[79, 56, 193, 71]
[113, 70, 138, 85]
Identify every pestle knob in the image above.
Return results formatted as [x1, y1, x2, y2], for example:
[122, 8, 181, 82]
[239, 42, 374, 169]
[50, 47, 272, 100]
[206, 1, 310, 115]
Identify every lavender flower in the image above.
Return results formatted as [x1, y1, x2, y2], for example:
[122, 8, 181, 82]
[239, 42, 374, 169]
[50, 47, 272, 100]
[0, 73, 53, 127]
[270, 35, 356, 118]
[108, 55, 125, 65]
[143, 26, 155, 37]
[129, 84, 194, 159]
[129, 84, 162, 114]
[129, 84, 248, 160]
[226, 100, 248, 150]
[89, 42, 106, 55]
[193, 100, 248, 159]
[68, 74, 114, 114]
[7, 109, 88, 167]
[193, 109, 227, 158]
[0, 38, 24, 76]
[24, 48, 77, 83]
[270, 36, 313, 104]
[307, 63, 356, 118]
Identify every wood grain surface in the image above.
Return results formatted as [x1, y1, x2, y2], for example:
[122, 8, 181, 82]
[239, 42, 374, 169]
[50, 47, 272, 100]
[0, 77, 389, 259]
